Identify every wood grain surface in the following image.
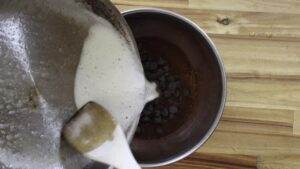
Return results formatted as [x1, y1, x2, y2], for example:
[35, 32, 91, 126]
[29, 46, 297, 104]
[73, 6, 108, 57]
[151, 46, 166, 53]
[112, 0, 300, 168]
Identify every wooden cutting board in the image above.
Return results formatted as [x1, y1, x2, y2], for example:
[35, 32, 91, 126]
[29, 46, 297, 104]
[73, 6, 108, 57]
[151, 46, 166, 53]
[112, 1, 300, 168]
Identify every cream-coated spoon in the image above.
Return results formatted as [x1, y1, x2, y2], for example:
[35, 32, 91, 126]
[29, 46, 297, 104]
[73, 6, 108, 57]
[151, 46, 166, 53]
[63, 102, 141, 169]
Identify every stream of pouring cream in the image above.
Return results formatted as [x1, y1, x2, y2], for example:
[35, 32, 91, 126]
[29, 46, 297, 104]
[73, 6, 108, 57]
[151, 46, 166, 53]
[74, 5, 158, 169]
[74, 21, 158, 131]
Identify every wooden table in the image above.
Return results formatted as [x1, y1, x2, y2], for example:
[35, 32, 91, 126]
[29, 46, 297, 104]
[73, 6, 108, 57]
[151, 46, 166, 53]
[112, 1, 300, 168]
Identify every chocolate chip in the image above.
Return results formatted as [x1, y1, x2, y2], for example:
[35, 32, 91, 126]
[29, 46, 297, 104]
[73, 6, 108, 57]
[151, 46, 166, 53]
[143, 110, 152, 116]
[167, 76, 175, 82]
[142, 116, 150, 122]
[137, 41, 191, 138]
[158, 58, 165, 65]
[157, 69, 164, 75]
[147, 104, 154, 111]
[163, 91, 171, 98]
[159, 76, 166, 82]
[154, 116, 162, 123]
[162, 109, 169, 117]
[149, 63, 158, 70]
[169, 106, 178, 114]
[168, 82, 177, 90]
[155, 109, 161, 114]
[156, 128, 164, 134]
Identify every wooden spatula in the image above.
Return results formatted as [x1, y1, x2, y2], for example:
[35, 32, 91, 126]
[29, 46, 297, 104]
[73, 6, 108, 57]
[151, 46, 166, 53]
[63, 102, 141, 169]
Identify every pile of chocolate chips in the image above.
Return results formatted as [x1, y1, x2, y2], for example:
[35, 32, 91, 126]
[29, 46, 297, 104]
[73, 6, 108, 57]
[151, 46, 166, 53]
[136, 49, 191, 138]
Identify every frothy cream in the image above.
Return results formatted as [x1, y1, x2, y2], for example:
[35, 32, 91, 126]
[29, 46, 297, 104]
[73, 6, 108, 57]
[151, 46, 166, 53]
[74, 18, 158, 131]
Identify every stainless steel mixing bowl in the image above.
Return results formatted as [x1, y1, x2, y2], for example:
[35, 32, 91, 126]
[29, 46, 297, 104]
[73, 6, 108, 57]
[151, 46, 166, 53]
[0, 1, 139, 169]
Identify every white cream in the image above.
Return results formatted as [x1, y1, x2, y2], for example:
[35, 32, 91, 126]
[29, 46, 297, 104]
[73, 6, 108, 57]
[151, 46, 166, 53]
[74, 18, 158, 131]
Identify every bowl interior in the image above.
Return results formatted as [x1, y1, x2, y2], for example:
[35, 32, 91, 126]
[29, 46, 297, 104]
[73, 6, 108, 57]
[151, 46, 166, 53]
[123, 10, 225, 166]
